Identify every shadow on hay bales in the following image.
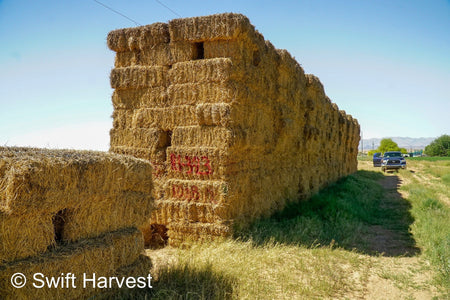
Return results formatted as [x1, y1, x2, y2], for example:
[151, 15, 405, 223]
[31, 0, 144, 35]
[236, 170, 420, 257]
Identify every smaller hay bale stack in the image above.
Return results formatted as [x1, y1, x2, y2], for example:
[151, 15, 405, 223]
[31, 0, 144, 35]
[0, 147, 154, 299]
[108, 13, 360, 246]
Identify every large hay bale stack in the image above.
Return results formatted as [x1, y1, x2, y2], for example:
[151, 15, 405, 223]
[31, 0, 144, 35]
[0, 147, 153, 299]
[108, 13, 360, 246]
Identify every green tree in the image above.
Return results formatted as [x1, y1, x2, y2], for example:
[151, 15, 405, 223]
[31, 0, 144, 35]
[424, 135, 450, 157]
[378, 138, 401, 153]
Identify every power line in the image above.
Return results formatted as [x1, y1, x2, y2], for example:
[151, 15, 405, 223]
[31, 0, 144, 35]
[93, 0, 141, 26]
[154, 0, 181, 18]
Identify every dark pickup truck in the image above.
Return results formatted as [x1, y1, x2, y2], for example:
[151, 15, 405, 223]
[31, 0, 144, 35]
[381, 151, 407, 172]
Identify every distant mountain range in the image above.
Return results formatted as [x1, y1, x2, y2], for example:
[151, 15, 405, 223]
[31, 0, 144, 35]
[359, 137, 436, 151]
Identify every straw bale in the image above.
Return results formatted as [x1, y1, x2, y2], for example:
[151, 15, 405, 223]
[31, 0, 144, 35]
[0, 227, 144, 299]
[0, 147, 153, 215]
[204, 39, 252, 61]
[168, 58, 235, 84]
[195, 103, 231, 126]
[166, 146, 227, 180]
[147, 200, 168, 225]
[107, 22, 169, 52]
[169, 13, 252, 42]
[152, 200, 228, 224]
[112, 87, 167, 109]
[170, 41, 200, 63]
[0, 213, 54, 263]
[171, 126, 234, 148]
[132, 106, 197, 130]
[114, 43, 172, 67]
[110, 66, 169, 90]
[165, 179, 227, 205]
[110, 128, 170, 149]
[167, 82, 240, 106]
[60, 191, 154, 242]
[112, 106, 198, 131]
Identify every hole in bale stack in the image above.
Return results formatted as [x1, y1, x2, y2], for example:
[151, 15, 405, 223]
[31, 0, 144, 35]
[52, 209, 68, 245]
[144, 224, 168, 249]
[193, 42, 204, 60]
[160, 130, 172, 162]
[163, 130, 172, 147]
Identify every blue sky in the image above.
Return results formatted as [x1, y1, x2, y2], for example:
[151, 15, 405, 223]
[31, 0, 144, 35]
[1, 0, 449, 150]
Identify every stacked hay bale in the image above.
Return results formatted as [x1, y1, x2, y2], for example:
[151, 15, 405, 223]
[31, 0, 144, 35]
[0, 147, 153, 299]
[108, 13, 360, 246]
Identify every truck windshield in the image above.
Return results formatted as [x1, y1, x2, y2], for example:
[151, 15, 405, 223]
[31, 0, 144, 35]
[384, 152, 402, 158]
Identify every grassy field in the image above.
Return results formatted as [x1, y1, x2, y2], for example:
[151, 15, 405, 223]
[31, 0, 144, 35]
[128, 157, 449, 299]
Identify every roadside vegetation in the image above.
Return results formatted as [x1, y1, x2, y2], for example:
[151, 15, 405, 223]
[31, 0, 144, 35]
[424, 134, 450, 157]
[129, 158, 449, 299]
[400, 158, 450, 289]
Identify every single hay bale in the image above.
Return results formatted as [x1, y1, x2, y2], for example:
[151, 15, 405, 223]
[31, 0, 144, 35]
[110, 65, 169, 90]
[110, 128, 170, 149]
[166, 146, 227, 181]
[166, 81, 241, 106]
[170, 41, 202, 63]
[0, 212, 54, 263]
[169, 13, 252, 42]
[0, 147, 153, 216]
[204, 39, 252, 61]
[168, 58, 235, 84]
[0, 227, 145, 300]
[154, 199, 228, 224]
[171, 126, 234, 148]
[195, 103, 231, 127]
[112, 87, 168, 110]
[114, 43, 172, 67]
[107, 22, 169, 52]
[60, 191, 154, 242]
[127, 105, 198, 130]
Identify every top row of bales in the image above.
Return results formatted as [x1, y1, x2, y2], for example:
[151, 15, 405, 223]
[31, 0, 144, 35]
[107, 13, 360, 246]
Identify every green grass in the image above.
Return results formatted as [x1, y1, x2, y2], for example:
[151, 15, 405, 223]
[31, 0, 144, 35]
[399, 162, 450, 290]
[237, 170, 417, 256]
[407, 156, 450, 162]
